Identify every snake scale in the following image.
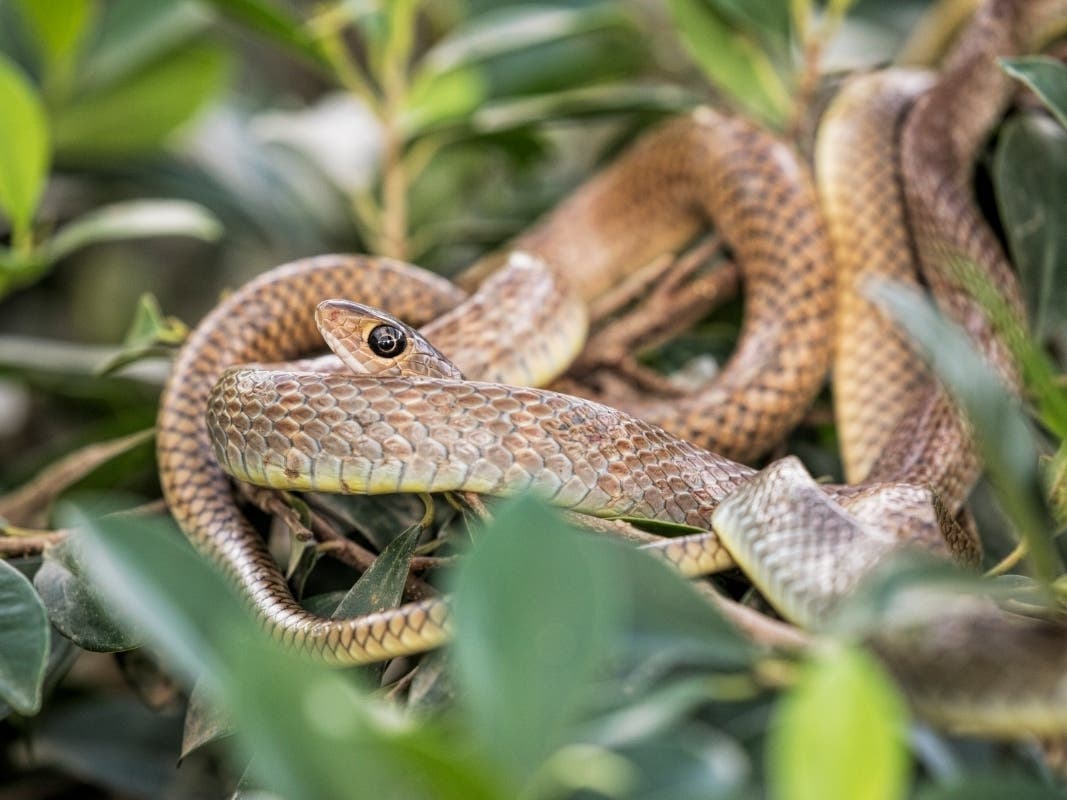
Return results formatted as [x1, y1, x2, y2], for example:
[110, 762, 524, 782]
[158, 0, 1067, 726]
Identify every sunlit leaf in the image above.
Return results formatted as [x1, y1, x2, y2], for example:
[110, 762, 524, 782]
[1001, 57, 1067, 131]
[15, 0, 96, 75]
[53, 42, 230, 159]
[0, 55, 50, 233]
[769, 644, 908, 800]
[0, 558, 50, 715]
[43, 199, 222, 265]
[668, 0, 791, 127]
[993, 114, 1067, 340]
[405, 65, 488, 135]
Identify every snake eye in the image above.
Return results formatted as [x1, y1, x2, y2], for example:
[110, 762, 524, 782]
[368, 324, 407, 358]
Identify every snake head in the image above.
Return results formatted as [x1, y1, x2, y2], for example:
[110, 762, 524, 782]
[315, 299, 463, 380]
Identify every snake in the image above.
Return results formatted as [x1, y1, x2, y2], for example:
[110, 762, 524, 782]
[158, 0, 1067, 728]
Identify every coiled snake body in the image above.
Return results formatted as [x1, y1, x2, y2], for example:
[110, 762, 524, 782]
[158, 0, 1067, 722]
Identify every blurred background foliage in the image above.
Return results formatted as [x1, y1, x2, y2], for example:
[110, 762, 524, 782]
[1, 0, 1066, 798]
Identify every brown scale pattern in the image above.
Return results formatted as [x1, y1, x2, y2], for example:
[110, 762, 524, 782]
[515, 109, 836, 462]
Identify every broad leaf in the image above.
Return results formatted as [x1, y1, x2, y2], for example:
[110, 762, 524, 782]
[452, 497, 623, 787]
[53, 42, 230, 159]
[0, 557, 50, 715]
[769, 645, 908, 800]
[34, 534, 141, 652]
[0, 55, 50, 233]
[993, 114, 1067, 340]
[1001, 57, 1067, 131]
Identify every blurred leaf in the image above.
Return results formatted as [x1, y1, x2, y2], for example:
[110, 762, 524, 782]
[331, 523, 420, 619]
[1001, 57, 1067, 131]
[14, 0, 96, 75]
[405, 65, 488, 135]
[915, 778, 1066, 800]
[463, 83, 694, 137]
[32, 696, 185, 797]
[74, 505, 497, 800]
[421, 4, 632, 76]
[44, 199, 222, 264]
[34, 534, 141, 652]
[708, 0, 792, 51]
[452, 496, 623, 787]
[79, 0, 212, 91]
[0, 556, 50, 714]
[993, 114, 1067, 340]
[97, 291, 190, 376]
[668, 0, 791, 127]
[870, 281, 1062, 584]
[419, 4, 644, 103]
[53, 42, 230, 159]
[0, 54, 50, 233]
[769, 644, 908, 800]
[200, 0, 328, 69]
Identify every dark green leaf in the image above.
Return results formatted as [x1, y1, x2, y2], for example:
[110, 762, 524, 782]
[0, 556, 50, 714]
[331, 523, 421, 619]
[768, 644, 908, 800]
[53, 42, 230, 159]
[0, 54, 49, 233]
[667, 0, 791, 127]
[33, 534, 141, 652]
[1001, 57, 1067, 131]
[993, 114, 1067, 340]
[200, 0, 328, 69]
[451, 496, 624, 786]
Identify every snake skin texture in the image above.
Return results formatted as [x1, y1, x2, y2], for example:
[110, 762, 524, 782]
[514, 109, 836, 461]
[160, 0, 1067, 693]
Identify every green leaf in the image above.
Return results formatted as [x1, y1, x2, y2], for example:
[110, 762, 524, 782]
[707, 0, 792, 52]
[870, 281, 1062, 583]
[769, 644, 908, 800]
[331, 523, 421, 619]
[73, 505, 497, 800]
[405, 65, 488, 135]
[1001, 57, 1067, 131]
[0, 55, 50, 234]
[33, 534, 141, 652]
[15, 0, 96, 74]
[42, 200, 222, 265]
[199, 0, 328, 70]
[915, 778, 1067, 800]
[667, 0, 791, 127]
[993, 114, 1067, 340]
[451, 496, 624, 787]
[0, 557, 50, 714]
[53, 42, 230, 159]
